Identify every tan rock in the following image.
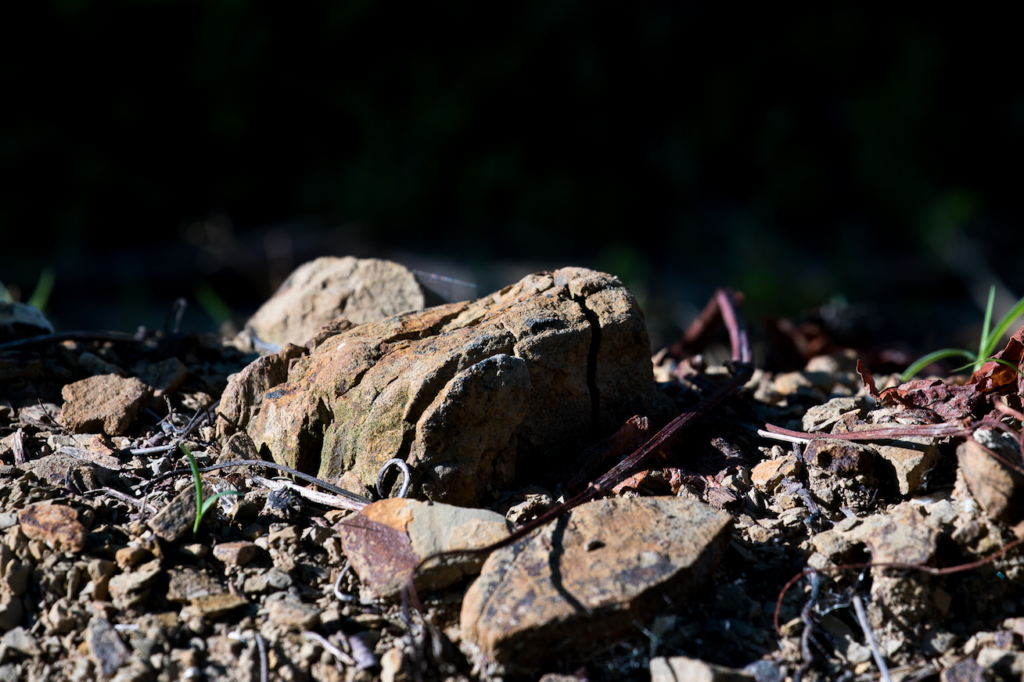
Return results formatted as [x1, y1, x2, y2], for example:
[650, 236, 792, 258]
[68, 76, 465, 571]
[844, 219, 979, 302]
[751, 457, 800, 492]
[216, 344, 306, 438]
[246, 268, 670, 506]
[803, 439, 874, 476]
[240, 257, 434, 349]
[957, 438, 1024, 530]
[460, 496, 732, 671]
[60, 374, 151, 435]
[17, 504, 86, 552]
[267, 598, 321, 630]
[338, 498, 510, 600]
[650, 656, 755, 682]
[189, 593, 248, 618]
[108, 561, 161, 610]
[115, 546, 149, 569]
[212, 541, 259, 567]
[137, 357, 188, 398]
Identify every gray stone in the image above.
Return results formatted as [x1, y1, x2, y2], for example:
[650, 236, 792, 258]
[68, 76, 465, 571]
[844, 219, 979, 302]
[801, 396, 868, 433]
[0, 626, 40, 656]
[460, 496, 732, 672]
[85, 616, 130, 677]
[267, 598, 321, 630]
[0, 302, 53, 342]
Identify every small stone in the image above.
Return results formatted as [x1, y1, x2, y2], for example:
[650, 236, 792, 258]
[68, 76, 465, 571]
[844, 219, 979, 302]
[212, 541, 258, 567]
[267, 598, 321, 630]
[60, 374, 151, 436]
[18, 454, 110, 491]
[874, 436, 940, 495]
[977, 647, 1024, 680]
[179, 543, 209, 559]
[338, 498, 511, 600]
[17, 504, 86, 552]
[1, 626, 39, 656]
[108, 561, 161, 610]
[115, 546, 149, 570]
[148, 483, 216, 542]
[803, 439, 875, 476]
[460, 496, 731, 671]
[78, 352, 127, 377]
[0, 302, 53, 342]
[166, 567, 224, 602]
[137, 357, 188, 398]
[86, 616, 130, 677]
[650, 656, 755, 682]
[750, 457, 800, 492]
[188, 593, 248, 618]
[941, 657, 985, 682]
[801, 397, 868, 433]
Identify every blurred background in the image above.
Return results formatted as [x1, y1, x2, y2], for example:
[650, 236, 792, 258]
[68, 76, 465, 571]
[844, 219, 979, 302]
[2, 2, 1021, 367]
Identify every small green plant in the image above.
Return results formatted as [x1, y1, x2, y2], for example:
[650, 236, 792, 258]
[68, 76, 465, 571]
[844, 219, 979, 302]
[180, 443, 242, 535]
[902, 285, 1024, 381]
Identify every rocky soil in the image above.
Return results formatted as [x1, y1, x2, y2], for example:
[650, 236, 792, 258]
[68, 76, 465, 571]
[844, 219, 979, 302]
[0, 257, 1023, 682]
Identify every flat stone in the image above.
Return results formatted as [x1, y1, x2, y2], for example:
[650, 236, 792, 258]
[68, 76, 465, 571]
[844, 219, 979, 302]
[137, 357, 188, 398]
[650, 656, 755, 682]
[60, 374, 151, 435]
[246, 268, 670, 506]
[148, 482, 219, 542]
[18, 453, 111, 491]
[460, 496, 732, 672]
[267, 598, 321, 630]
[115, 546, 149, 569]
[212, 541, 258, 567]
[957, 439, 1024, 530]
[188, 593, 248, 618]
[78, 351, 127, 377]
[85, 616, 130, 677]
[750, 457, 800, 492]
[240, 256, 434, 349]
[17, 504, 86, 552]
[167, 567, 225, 602]
[0, 626, 40, 656]
[338, 498, 510, 600]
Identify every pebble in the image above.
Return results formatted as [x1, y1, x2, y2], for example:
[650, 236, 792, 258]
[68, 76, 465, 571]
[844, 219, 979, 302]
[267, 598, 321, 630]
[213, 541, 258, 567]
[750, 457, 800, 492]
[957, 438, 1024, 534]
[1, 626, 40, 656]
[460, 496, 732, 671]
[108, 560, 162, 610]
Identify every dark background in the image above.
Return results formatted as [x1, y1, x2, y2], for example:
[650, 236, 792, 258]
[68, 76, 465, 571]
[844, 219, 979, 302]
[2, 2, 1021, 360]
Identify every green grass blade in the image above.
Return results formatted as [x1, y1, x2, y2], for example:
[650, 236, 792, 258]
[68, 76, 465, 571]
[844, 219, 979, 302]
[179, 443, 206, 535]
[982, 293, 1024, 359]
[27, 267, 56, 312]
[200, 490, 242, 517]
[901, 349, 977, 382]
[979, 285, 996, 363]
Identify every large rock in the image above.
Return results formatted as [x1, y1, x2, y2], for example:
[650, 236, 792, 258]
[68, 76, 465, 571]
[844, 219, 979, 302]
[245, 268, 670, 506]
[237, 257, 436, 350]
[60, 374, 151, 436]
[459, 496, 732, 672]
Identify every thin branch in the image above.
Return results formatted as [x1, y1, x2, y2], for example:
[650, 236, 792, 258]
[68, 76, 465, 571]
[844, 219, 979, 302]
[853, 594, 892, 682]
[251, 474, 367, 511]
[0, 330, 141, 351]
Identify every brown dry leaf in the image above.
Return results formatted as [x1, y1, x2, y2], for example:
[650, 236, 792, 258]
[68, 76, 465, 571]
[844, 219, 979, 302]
[970, 325, 1024, 394]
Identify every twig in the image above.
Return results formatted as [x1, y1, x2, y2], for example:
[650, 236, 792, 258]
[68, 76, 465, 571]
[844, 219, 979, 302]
[852, 594, 892, 682]
[333, 562, 358, 603]
[303, 631, 356, 666]
[252, 474, 367, 511]
[0, 330, 140, 351]
[255, 632, 268, 682]
[763, 422, 971, 442]
[375, 458, 411, 499]
[81, 487, 159, 514]
[139, 459, 371, 504]
[793, 572, 821, 682]
[129, 445, 178, 455]
[757, 429, 810, 445]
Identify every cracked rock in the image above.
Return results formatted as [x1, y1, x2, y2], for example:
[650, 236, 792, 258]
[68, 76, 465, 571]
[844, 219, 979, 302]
[246, 268, 670, 506]
[460, 496, 732, 672]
